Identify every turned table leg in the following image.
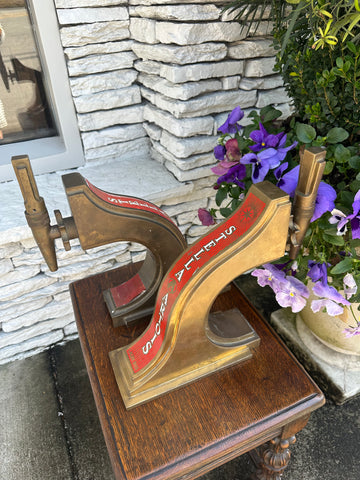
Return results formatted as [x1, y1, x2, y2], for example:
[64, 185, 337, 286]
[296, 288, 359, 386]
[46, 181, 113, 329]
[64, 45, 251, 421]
[253, 435, 297, 479]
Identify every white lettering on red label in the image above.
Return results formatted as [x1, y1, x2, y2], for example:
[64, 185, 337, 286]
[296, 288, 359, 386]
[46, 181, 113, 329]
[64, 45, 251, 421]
[126, 192, 266, 373]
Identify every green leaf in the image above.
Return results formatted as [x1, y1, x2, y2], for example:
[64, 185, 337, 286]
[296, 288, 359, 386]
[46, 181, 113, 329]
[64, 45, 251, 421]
[323, 160, 334, 175]
[230, 185, 241, 199]
[334, 144, 351, 163]
[220, 207, 232, 218]
[322, 233, 345, 247]
[326, 127, 349, 144]
[350, 156, 360, 169]
[336, 57, 344, 69]
[330, 257, 353, 275]
[215, 186, 228, 207]
[296, 123, 316, 143]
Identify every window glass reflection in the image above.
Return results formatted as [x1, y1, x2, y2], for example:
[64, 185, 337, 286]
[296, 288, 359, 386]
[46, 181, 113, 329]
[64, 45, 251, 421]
[0, 1, 56, 145]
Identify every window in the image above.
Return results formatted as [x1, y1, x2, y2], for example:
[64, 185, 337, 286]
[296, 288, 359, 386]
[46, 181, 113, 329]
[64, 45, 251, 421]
[0, 0, 83, 182]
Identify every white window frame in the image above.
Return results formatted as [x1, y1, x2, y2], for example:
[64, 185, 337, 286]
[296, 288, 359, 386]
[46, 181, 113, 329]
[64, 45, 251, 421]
[0, 0, 84, 182]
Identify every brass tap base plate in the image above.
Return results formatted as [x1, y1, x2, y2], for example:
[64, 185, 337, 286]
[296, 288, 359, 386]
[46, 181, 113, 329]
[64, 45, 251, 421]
[109, 308, 260, 409]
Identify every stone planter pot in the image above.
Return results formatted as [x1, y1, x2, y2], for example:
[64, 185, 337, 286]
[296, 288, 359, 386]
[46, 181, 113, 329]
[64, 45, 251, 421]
[297, 287, 360, 357]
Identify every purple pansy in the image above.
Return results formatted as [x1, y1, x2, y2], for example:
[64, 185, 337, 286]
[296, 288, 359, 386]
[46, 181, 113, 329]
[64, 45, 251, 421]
[308, 261, 328, 286]
[343, 324, 360, 337]
[343, 273, 357, 299]
[198, 208, 215, 226]
[311, 281, 350, 316]
[214, 145, 226, 161]
[329, 190, 360, 239]
[217, 163, 246, 188]
[278, 165, 337, 221]
[275, 276, 310, 313]
[218, 106, 244, 134]
[251, 263, 286, 292]
[249, 123, 284, 152]
[241, 148, 281, 183]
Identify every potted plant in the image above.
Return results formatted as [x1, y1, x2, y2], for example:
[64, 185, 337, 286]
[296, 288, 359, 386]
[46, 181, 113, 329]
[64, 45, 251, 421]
[199, 104, 360, 353]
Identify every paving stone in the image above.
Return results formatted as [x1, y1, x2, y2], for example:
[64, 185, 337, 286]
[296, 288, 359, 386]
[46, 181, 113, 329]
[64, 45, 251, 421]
[81, 124, 146, 149]
[52, 340, 114, 479]
[77, 104, 144, 131]
[0, 352, 72, 479]
[74, 85, 141, 113]
[67, 51, 137, 76]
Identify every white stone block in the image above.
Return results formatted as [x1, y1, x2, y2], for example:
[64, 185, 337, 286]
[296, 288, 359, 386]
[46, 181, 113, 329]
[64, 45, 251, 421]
[85, 137, 150, 161]
[162, 198, 207, 217]
[132, 41, 226, 65]
[0, 312, 73, 348]
[74, 85, 141, 113]
[0, 258, 13, 275]
[0, 297, 50, 320]
[64, 40, 134, 60]
[60, 21, 129, 47]
[160, 130, 216, 158]
[228, 39, 276, 59]
[177, 209, 204, 226]
[0, 265, 41, 288]
[0, 243, 23, 259]
[77, 104, 144, 131]
[151, 142, 215, 171]
[244, 57, 276, 77]
[68, 51, 137, 76]
[20, 237, 37, 249]
[156, 22, 246, 45]
[130, 17, 157, 44]
[12, 249, 43, 267]
[144, 104, 214, 137]
[158, 60, 244, 84]
[153, 89, 257, 119]
[144, 122, 162, 141]
[129, 0, 224, 3]
[134, 59, 161, 76]
[57, 7, 129, 25]
[0, 331, 64, 363]
[165, 161, 213, 182]
[187, 224, 213, 237]
[130, 4, 221, 21]
[0, 275, 57, 303]
[56, 0, 125, 6]
[2, 301, 74, 332]
[70, 70, 138, 96]
[222, 76, 241, 90]
[240, 75, 284, 91]
[138, 72, 221, 101]
[64, 322, 78, 336]
[81, 124, 146, 149]
[256, 87, 291, 108]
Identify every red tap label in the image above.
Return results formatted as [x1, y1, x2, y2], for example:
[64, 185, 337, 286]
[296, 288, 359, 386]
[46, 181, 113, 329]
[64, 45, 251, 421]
[126, 192, 266, 373]
[86, 179, 175, 224]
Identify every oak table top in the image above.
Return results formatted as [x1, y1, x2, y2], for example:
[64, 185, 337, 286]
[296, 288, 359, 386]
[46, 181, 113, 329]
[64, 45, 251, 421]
[70, 263, 324, 480]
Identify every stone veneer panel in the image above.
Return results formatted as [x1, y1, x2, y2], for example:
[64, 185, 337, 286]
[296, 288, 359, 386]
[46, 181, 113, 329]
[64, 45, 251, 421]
[0, 0, 292, 364]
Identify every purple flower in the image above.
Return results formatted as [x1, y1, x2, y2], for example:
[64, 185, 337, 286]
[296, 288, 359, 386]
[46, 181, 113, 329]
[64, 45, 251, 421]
[274, 162, 289, 181]
[217, 163, 246, 188]
[214, 145, 226, 161]
[278, 166, 336, 221]
[329, 190, 360, 239]
[249, 123, 284, 152]
[211, 160, 238, 176]
[198, 208, 215, 226]
[308, 261, 328, 286]
[329, 209, 347, 235]
[311, 281, 350, 316]
[241, 148, 281, 183]
[343, 324, 360, 337]
[218, 106, 244, 134]
[274, 276, 310, 313]
[251, 263, 286, 292]
[343, 273, 357, 299]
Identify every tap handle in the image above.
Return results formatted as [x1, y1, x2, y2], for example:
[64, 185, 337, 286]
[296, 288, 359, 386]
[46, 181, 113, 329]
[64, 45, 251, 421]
[11, 155, 59, 271]
[289, 147, 326, 259]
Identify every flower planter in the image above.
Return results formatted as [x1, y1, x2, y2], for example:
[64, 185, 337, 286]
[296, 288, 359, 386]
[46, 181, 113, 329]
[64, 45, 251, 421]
[297, 297, 360, 356]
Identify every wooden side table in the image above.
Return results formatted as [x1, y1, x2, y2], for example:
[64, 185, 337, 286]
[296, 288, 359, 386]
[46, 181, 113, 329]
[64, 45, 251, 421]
[70, 264, 324, 480]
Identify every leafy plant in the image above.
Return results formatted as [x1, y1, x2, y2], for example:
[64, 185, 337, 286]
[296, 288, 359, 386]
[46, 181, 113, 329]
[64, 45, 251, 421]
[199, 106, 360, 337]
